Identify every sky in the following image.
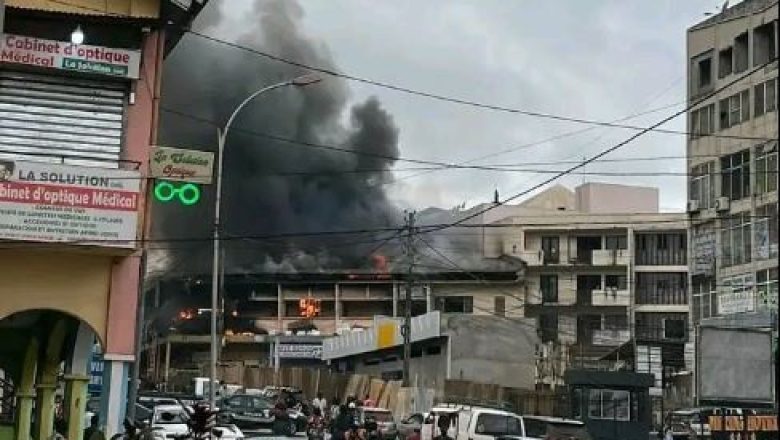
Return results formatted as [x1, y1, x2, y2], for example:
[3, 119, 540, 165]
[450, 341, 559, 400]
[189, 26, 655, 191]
[188, 0, 725, 213]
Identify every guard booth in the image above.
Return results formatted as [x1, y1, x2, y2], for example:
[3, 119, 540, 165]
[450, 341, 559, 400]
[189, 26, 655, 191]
[564, 369, 654, 440]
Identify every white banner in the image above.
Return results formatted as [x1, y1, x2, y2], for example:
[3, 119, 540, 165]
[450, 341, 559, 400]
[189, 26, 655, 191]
[0, 33, 141, 79]
[0, 160, 140, 248]
[277, 344, 323, 359]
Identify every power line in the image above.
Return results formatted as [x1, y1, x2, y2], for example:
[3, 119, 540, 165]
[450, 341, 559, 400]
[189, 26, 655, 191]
[415, 58, 778, 238]
[186, 30, 775, 143]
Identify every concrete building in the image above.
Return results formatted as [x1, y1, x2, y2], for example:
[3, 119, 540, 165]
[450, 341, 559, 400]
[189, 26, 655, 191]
[322, 311, 541, 391]
[685, 0, 778, 406]
[484, 183, 689, 407]
[0, 1, 207, 439]
[140, 269, 524, 391]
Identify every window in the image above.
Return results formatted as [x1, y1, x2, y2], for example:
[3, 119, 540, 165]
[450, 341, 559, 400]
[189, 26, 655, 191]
[605, 274, 627, 290]
[692, 51, 714, 95]
[734, 32, 749, 73]
[523, 419, 547, 438]
[730, 93, 742, 126]
[755, 142, 778, 195]
[436, 296, 473, 313]
[754, 22, 777, 66]
[756, 268, 778, 311]
[539, 313, 558, 343]
[636, 273, 687, 305]
[741, 89, 750, 122]
[663, 319, 686, 340]
[692, 277, 716, 323]
[541, 236, 560, 264]
[755, 203, 778, 260]
[605, 235, 627, 250]
[588, 389, 630, 421]
[698, 57, 712, 88]
[721, 149, 750, 200]
[690, 161, 715, 209]
[768, 78, 777, 113]
[474, 414, 522, 436]
[494, 296, 506, 317]
[720, 212, 752, 267]
[691, 104, 716, 138]
[540, 275, 558, 303]
[755, 78, 778, 117]
[719, 97, 730, 129]
[718, 47, 733, 78]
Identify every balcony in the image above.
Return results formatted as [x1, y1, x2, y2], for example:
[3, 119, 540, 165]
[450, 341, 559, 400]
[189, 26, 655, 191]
[591, 289, 631, 306]
[591, 329, 631, 346]
[591, 249, 630, 266]
[518, 250, 544, 266]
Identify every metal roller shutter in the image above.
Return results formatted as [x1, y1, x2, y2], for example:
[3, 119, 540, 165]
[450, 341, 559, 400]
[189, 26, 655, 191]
[0, 70, 127, 168]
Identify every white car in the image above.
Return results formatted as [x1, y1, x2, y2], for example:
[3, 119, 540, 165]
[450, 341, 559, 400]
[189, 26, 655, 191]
[150, 404, 245, 440]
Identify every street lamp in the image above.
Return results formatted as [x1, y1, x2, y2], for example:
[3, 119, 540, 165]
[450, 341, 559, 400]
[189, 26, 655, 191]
[208, 73, 322, 408]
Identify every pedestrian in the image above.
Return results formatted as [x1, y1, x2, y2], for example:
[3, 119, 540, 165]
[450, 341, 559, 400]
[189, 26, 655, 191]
[313, 392, 328, 414]
[84, 415, 105, 440]
[433, 414, 453, 440]
[408, 428, 421, 440]
[663, 425, 673, 440]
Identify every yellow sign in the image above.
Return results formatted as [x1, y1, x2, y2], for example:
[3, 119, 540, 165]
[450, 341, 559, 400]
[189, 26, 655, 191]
[376, 322, 397, 349]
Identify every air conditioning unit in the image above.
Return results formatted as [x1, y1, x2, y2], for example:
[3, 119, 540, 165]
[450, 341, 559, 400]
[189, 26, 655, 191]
[714, 197, 730, 212]
[687, 200, 700, 213]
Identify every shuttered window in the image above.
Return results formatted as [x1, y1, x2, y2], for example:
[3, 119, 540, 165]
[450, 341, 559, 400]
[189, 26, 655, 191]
[0, 70, 127, 168]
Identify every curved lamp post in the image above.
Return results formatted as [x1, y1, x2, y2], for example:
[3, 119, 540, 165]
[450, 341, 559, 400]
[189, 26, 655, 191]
[209, 73, 322, 407]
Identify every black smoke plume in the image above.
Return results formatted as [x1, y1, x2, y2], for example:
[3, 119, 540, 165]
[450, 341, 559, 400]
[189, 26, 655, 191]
[152, 0, 401, 275]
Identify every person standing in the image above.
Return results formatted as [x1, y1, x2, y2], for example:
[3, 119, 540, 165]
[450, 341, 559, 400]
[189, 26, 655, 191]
[313, 392, 328, 414]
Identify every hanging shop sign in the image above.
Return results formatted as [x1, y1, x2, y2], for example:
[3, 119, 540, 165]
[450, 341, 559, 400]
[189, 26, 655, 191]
[0, 33, 141, 79]
[150, 146, 215, 184]
[0, 160, 140, 248]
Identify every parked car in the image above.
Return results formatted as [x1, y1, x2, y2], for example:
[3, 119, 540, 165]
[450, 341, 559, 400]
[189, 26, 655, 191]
[148, 404, 245, 440]
[356, 407, 398, 440]
[500, 415, 590, 440]
[453, 405, 588, 440]
[218, 393, 305, 435]
[397, 413, 425, 440]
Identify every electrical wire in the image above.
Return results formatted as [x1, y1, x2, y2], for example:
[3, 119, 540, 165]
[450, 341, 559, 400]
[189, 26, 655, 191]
[413, 59, 779, 239]
[185, 30, 774, 143]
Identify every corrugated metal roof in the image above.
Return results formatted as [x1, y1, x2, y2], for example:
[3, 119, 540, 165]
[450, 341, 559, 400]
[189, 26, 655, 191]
[6, 0, 159, 19]
[689, 0, 778, 32]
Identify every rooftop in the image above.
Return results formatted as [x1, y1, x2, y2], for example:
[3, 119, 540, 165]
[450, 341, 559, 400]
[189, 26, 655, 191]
[689, 0, 778, 32]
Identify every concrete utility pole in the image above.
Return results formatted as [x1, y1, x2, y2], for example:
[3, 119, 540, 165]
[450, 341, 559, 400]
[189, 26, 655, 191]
[402, 211, 416, 387]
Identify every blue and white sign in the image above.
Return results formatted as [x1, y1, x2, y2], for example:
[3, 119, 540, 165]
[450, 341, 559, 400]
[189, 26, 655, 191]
[88, 342, 104, 396]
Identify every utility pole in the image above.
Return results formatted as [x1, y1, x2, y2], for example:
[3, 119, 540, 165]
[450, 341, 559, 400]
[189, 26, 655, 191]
[402, 211, 416, 387]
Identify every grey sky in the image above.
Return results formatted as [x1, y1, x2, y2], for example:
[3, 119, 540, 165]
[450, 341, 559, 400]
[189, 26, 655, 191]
[199, 0, 721, 212]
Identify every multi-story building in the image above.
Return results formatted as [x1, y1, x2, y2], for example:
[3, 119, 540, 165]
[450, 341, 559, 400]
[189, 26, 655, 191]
[686, 0, 778, 406]
[140, 268, 525, 391]
[485, 183, 689, 405]
[0, 1, 207, 438]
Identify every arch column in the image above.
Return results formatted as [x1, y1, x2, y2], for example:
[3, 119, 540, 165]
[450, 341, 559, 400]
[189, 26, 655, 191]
[36, 319, 67, 440]
[66, 322, 96, 440]
[15, 338, 38, 440]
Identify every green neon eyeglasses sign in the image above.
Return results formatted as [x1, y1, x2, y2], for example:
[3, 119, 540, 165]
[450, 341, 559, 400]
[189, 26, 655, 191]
[154, 181, 201, 205]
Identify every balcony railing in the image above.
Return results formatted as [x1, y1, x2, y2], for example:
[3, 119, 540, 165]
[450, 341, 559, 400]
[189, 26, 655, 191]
[591, 329, 631, 346]
[591, 249, 630, 266]
[591, 289, 631, 306]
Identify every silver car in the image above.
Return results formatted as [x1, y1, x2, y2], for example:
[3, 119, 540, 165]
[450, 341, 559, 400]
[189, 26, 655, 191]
[359, 407, 398, 440]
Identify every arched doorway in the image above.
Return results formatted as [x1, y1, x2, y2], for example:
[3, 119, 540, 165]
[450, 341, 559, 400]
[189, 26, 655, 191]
[0, 309, 103, 440]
